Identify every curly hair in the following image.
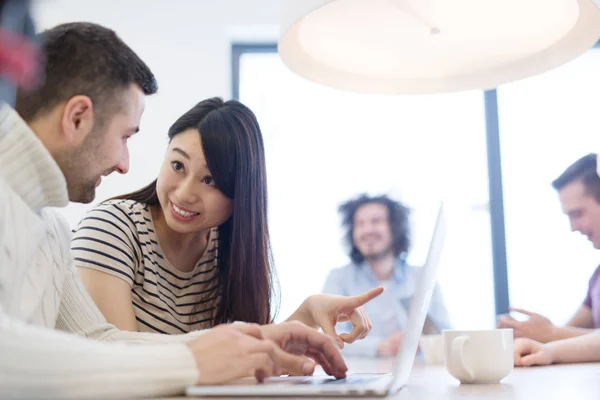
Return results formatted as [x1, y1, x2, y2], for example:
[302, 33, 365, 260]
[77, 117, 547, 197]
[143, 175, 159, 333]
[339, 194, 411, 264]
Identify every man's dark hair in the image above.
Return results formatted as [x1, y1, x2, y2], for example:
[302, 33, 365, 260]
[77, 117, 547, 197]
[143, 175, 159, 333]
[552, 153, 600, 203]
[15, 22, 157, 122]
[339, 193, 411, 264]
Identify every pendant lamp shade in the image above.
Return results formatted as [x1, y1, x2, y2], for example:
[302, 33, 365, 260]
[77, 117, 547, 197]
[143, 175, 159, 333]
[278, 0, 600, 94]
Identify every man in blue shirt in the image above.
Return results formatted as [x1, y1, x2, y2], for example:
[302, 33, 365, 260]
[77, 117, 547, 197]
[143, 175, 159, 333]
[323, 194, 451, 357]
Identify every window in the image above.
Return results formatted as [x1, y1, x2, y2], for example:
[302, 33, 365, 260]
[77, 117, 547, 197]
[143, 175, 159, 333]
[499, 49, 600, 324]
[237, 50, 495, 328]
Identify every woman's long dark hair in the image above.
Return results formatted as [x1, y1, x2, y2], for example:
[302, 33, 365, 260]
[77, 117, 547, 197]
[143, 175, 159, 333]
[111, 97, 276, 325]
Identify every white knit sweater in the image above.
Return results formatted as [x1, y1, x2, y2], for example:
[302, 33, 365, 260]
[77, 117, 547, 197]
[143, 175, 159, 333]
[0, 105, 203, 399]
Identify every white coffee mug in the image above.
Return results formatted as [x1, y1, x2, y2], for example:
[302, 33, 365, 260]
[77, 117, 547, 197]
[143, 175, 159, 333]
[443, 329, 513, 383]
[419, 334, 444, 365]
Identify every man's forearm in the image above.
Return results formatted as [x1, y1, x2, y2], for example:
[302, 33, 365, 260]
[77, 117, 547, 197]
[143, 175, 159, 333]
[550, 326, 594, 342]
[1, 313, 199, 399]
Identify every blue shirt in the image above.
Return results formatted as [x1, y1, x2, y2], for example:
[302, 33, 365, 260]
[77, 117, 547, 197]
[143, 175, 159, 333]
[322, 257, 451, 357]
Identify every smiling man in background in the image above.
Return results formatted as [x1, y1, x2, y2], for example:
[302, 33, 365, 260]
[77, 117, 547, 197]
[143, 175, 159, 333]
[323, 194, 451, 357]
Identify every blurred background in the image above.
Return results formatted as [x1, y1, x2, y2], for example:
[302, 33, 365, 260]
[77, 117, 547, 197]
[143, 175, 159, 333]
[32, 0, 600, 327]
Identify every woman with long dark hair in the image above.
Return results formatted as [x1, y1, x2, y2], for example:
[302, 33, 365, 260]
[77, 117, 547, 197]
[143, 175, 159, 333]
[71, 97, 381, 350]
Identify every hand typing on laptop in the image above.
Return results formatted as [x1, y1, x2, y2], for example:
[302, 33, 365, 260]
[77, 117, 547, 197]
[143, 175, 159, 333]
[186, 321, 348, 385]
[185, 287, 383, 386]
[260, 321, 348, 378]
[186, 324, 281, 384]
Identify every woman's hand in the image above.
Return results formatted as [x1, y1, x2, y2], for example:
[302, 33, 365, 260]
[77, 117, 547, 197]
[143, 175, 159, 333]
[513, 337, 554, 367]
[287, 287, 384, 348]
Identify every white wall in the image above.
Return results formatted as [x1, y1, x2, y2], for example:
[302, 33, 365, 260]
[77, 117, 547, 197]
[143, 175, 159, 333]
[31, 0, 282, 227]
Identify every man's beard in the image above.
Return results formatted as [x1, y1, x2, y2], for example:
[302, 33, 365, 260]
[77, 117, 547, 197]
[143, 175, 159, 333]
[56, 127, 108, 203]
[71, 178, 98, 204]
[62, 157, 99, 204]
[363, 246, 394, 262]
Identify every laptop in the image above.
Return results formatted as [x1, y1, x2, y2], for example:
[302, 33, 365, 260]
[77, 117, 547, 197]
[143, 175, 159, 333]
[186, 202, 447, 397]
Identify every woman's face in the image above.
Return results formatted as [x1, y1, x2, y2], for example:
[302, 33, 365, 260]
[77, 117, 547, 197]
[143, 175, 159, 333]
[156, 129, 233, 234]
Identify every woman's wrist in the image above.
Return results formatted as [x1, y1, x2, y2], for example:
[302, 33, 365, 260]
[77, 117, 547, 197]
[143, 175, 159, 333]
[286, 296, 316, 327]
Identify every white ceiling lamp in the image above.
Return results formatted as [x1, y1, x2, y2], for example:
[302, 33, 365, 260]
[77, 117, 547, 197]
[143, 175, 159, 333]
[278, 0, 600, 94]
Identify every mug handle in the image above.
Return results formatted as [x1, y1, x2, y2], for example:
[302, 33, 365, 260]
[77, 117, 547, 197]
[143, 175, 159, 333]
[451, 335, 475, 381]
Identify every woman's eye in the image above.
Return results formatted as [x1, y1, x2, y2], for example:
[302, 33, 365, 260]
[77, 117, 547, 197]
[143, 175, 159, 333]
[171, 161, 184, 172]
[202, 176, 214, 185]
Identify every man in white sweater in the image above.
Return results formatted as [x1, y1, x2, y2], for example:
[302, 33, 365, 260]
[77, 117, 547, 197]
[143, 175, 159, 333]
[0, 22, 347, 399]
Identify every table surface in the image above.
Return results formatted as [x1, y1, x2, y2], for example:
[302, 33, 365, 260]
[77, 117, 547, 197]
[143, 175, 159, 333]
[157, 358, 600, 400]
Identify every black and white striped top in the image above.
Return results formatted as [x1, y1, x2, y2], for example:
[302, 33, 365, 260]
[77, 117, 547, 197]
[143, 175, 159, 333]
[71, 199, 220, 334]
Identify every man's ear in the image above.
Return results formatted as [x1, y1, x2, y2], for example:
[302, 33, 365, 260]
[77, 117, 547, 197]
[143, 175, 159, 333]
[60, 95, 95, 147]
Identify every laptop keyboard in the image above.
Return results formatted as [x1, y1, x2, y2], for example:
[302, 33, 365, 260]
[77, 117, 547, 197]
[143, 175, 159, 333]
[318, 376, 387, 385]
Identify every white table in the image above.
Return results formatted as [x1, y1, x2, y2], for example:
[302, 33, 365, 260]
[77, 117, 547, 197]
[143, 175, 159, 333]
[159, 358, 600, 399]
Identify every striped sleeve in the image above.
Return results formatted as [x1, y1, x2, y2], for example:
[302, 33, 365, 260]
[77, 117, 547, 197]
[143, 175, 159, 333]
[71, 201, 139, 286]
